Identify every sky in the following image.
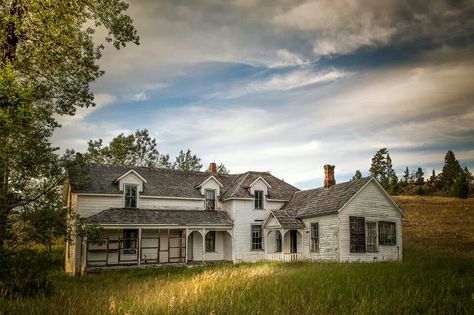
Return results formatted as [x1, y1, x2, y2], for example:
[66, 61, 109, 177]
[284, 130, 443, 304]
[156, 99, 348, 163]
[52, 0, 474, 189]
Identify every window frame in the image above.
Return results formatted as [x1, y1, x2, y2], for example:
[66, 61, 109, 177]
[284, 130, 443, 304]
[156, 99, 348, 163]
[205, 189, 216, 211]
[205, 231, 216, 252]
[122, 229, 138, 254]
[251, 225, 263, 251]
[350, 216, 366, 253]
[275, 231, 282, 253]
[310, 223, 319, 252]
[254, 190, 264, 210]
[124, 184, 138, 208]
[366, 221, 378, 252]
[379, 221, 396, 245]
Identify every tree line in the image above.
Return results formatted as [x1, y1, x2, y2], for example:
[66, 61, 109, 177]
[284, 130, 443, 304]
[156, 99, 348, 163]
[67, 129, 229, 173]
[352, 149, 472, 198]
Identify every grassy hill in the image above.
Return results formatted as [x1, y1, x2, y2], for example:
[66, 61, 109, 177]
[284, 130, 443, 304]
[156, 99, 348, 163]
[1, 196, 473, 314]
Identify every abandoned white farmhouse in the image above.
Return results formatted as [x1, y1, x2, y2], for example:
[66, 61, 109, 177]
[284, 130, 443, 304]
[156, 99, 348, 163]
[64, 163, 405, 275]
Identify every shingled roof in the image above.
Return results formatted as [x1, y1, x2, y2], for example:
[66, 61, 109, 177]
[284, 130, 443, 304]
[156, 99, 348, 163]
[282, 177, 373, 218]
[87, 208, 233, 226]
[270, 209, 305, 229]
[68, 164, 299, 200]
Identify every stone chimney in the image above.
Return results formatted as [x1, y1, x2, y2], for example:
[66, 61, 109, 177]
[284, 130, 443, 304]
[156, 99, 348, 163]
[324, 164, 336, 188]
[208, 162, 217, 174]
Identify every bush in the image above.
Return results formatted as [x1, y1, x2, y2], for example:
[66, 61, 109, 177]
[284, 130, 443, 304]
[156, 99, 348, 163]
[416, 186, 425, 196]
[0, 249, 52, 298]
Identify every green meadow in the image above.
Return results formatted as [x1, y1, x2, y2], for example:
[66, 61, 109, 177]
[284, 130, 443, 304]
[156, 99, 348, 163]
[1, 196, 473, 315]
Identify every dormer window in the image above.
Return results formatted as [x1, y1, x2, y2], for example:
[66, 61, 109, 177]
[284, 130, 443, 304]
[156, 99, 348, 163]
[205, 189, 216, 210]
[124, 184, 137, 208]
[254, 190, 264, 209]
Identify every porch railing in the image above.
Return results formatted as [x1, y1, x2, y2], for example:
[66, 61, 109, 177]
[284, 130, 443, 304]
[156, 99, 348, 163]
[265, 253, 304, 262]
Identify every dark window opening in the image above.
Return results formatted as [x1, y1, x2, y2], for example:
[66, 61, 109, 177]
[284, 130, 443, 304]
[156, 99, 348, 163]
[123, 229, 138, 254]
[254, 190, 264, 209]
[350, 216, 366, 253]
[124, 184, 137, 208]
[379, 221, 396, 245]
[251, 225, 263, 250]
[205, 189, 216, 210]
[275, 231, 282, 252]
[205, 231, 216, 252]
[311, 223, 319, 252]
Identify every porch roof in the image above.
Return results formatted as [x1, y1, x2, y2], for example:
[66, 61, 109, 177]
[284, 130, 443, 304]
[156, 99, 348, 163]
[269, 210, 305, 229]
[87, 208, 233, 226]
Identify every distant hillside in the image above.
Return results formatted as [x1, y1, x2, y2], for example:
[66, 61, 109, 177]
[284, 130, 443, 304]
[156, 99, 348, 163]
[395, 196, 474, 257]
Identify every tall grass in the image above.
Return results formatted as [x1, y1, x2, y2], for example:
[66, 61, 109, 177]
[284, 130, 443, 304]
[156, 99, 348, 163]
[1, 196, 473, 314]
[1, 248, 473, 314]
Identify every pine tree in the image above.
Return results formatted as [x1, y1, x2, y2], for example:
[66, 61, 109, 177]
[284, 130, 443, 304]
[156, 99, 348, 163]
[173, 149, 203, 171]
[369, 148, 388, 180]
[428, 170, 436, 185]
[452, 170, 469, 198]
[388, 174, 400, 195]
[352, 170, 362, 181]
[440, 150, 462, 189]
[415, 167, 424, 185]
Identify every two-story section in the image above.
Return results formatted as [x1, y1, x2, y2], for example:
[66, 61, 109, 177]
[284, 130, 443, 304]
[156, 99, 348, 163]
[64, 162, 299, 274]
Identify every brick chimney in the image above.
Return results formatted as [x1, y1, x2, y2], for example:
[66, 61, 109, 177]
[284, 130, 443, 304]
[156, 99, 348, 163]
[208, 162, 217, 174]
[324, 164, 336, 188]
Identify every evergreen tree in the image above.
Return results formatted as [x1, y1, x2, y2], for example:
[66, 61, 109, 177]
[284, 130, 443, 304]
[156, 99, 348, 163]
[216, 163, 230, 174]
[440, 150, 462, 189]
[173, 149, 202, 171]
[415, 167, 424, 185]
[352, 170, 362, 181]
[369, 148, 388, 180]
[388, 174, 400, 195]
[428, 170, 436, 185]
[452, 170, 469, 199]
[386, 154, 395, 178]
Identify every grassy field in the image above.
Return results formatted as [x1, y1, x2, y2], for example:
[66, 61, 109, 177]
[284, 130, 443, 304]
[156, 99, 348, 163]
[1, 196, 473, 315]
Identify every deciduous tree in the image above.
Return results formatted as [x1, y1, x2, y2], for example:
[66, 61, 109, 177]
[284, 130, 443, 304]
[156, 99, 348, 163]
[0, 0, 139, 248]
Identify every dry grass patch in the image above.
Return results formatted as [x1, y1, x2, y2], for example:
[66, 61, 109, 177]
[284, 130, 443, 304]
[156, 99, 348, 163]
[395, 196, 474, 257]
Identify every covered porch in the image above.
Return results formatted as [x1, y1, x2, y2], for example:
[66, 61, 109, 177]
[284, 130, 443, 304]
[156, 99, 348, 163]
[82, 208, 233, 272]
[263, 210, 306, 262]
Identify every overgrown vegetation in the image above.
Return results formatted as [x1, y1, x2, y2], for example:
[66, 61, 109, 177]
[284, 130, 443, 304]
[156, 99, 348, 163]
[365, 148, 473, 198]
[1, 196, 472, 314]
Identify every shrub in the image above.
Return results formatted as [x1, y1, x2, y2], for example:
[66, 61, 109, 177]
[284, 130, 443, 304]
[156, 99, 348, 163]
[0, 249, 52, 298]
[416, 186, 425, 196]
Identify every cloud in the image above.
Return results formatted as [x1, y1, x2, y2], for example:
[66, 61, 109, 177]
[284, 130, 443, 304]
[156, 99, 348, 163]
[213, 68, 349, 99]
[56, 93, 117, 126]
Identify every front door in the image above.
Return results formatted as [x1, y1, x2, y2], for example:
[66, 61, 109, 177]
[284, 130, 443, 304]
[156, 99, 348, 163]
[290, 230, 297, 253]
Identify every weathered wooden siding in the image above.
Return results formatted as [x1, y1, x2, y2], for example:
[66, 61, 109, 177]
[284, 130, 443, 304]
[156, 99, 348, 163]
[230, 200, 285, 262]
[139, 197, 204, 210]
[301, 214, 339, 260]
[338, 181, 403, 262]
[189, 231, 226, 261]
[76, 194, 123, 217]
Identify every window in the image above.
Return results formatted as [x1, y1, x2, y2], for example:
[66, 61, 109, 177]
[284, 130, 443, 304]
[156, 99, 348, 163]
[311, 223, 319, 252]
[379, 221, 396, 245]
[275, 231, 282, 252]
[124, 184, 137, 208]
[254, 190, 264, 209]
[366, 222, 377, 252]
[123, 229, 137, 254]
[350, 216, 366, 253]
[205, 189, 216, 210]
[251, 225, 263, 250]
[205, 231, 216, 252]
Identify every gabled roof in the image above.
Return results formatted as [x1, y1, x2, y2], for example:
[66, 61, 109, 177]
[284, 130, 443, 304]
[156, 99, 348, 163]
[114, 169, 148, 183]
[248, 176, 272, 189]
[68, 164, 299, 200]
[282, 177, 373, 218]
[195, 175, 224, 188]
[264, 210, 305, 229]
[87, 208, 233, 226]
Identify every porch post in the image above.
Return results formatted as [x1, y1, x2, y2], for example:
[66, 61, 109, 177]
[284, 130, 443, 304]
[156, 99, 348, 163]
[185, 228, 188, 263]
[202, 228, 205, 263]
[138, 228, 142, 266]
[264, 228, 268, 258]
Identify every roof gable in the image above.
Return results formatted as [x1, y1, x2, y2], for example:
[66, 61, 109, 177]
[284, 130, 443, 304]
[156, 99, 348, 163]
[114, 169, 147, 183]
[196, 175, 224, 188]
[248, 176, 272, 189]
